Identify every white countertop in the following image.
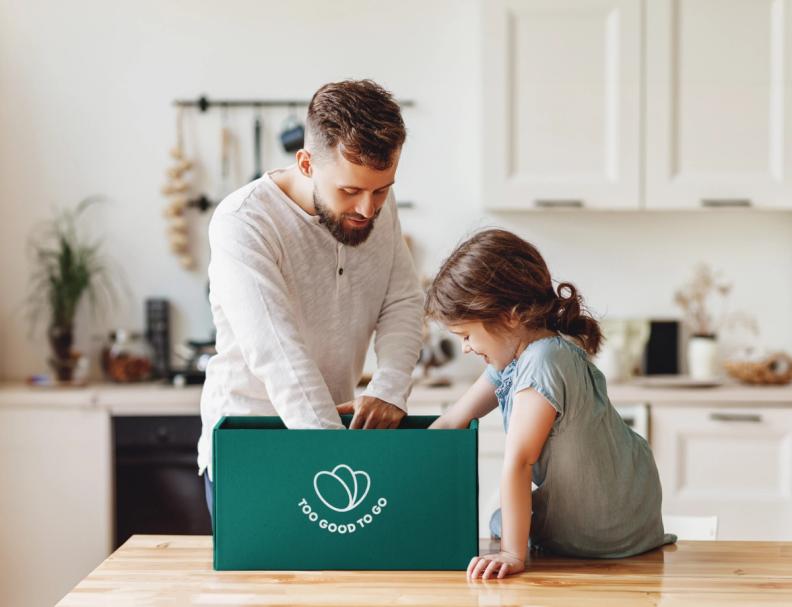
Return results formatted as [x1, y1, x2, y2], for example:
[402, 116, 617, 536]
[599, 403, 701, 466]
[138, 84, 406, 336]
[0, 381, 471, 415]
[2, 379, 792, 415]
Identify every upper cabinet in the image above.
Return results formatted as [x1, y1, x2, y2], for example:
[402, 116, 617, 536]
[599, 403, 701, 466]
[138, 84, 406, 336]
[646, 0, 792, 210]
[483, 0, 792, 210]
[482, 0, 641, 210]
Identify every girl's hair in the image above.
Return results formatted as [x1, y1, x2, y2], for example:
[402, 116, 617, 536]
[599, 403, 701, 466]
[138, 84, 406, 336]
[425, 229, 603, 356]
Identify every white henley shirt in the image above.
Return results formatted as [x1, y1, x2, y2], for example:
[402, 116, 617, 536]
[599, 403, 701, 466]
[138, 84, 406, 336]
[197, 170, 424, 479]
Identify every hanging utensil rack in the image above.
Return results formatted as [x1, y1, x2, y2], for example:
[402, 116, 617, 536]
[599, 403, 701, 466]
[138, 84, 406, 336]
[172, 95, 416, 209]
[173, 95, 415, 112]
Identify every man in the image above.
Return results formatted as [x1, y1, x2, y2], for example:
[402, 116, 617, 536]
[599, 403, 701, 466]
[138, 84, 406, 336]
[197, 80, 424, 510]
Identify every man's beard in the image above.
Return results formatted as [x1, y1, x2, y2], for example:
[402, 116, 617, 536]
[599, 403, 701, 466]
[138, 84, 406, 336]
[313, 189, 381, 247]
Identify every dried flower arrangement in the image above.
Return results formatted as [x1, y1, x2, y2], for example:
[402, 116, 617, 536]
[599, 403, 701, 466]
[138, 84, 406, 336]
[673, 263, 732, 338]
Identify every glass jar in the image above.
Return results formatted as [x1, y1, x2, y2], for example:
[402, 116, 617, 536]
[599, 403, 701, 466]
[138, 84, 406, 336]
[106, 330, 153, 382]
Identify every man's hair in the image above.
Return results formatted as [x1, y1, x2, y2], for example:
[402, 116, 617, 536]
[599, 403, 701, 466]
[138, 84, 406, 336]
[306, 79, 406, 170]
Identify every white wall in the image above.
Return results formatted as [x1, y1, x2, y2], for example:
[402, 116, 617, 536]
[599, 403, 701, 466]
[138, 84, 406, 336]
[1, 0, 790, 381]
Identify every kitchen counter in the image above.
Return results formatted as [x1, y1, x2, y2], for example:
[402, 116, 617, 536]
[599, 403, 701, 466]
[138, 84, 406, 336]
[57, 535, 792, 606]
[0, 382, 204, 414]
[3, 379, 792, 414]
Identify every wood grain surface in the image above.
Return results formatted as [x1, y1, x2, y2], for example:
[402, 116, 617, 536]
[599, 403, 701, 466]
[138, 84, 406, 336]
[57, 535, 792, 606]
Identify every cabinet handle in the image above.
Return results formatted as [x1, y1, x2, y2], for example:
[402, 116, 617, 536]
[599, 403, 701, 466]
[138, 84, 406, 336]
[534, 199, 584, 209]
[709, 412, 762, 423]
[700, 198, 752, 208]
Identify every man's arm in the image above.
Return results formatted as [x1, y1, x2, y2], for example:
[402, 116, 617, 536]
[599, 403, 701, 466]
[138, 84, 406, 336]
[209, 212, 344, 430]
[360, 199, 424, 411]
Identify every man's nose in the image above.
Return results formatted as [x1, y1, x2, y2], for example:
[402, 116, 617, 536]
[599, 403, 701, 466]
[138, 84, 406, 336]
[463, 344, 472, 354]
[355, 194, 377, 219]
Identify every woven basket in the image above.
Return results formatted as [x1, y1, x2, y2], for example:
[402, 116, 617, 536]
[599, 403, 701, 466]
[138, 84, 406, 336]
[724, 352, 792, 385]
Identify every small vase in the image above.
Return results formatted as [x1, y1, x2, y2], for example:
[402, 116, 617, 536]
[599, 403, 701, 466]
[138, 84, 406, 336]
[48, 324, 75, 382]
[688, 334, 719, 380]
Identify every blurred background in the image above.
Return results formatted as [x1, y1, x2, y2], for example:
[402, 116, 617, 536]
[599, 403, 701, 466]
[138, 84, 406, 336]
[2, 0, 790, 380]
[3, 1, 792, 605]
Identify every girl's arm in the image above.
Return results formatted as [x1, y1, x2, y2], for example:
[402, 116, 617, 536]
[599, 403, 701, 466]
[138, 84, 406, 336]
[428, 371, 499, 429]
[468, 387, 557, 580]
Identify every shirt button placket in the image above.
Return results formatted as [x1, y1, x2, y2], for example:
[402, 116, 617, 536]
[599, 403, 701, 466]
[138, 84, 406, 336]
[336, 243, 345, 291]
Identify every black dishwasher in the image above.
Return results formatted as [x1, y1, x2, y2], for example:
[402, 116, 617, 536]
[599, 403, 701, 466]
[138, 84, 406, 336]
[113, 416, 211, 548]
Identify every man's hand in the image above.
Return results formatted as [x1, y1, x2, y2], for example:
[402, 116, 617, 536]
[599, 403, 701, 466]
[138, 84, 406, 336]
[336, 396, 405, 429]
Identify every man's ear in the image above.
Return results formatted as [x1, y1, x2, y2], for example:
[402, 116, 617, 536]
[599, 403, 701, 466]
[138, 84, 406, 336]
[296, 149, 313, 178]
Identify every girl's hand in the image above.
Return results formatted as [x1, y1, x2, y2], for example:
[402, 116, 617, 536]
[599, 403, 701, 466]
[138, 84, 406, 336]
[467, 551, 525, 580]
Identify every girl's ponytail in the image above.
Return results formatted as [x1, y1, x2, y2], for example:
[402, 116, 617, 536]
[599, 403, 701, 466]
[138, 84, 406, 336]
[550, 282, 603, 356]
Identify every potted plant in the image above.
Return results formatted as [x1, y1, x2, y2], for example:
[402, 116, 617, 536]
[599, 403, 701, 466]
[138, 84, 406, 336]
[673, 263, 731, 380]
[27, 198, 116, 382]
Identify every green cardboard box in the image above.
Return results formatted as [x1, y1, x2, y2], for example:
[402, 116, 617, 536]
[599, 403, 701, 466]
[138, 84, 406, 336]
[212, 415, 479, 570]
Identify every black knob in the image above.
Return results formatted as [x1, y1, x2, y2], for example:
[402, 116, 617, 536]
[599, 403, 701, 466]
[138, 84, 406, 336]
[155, 427, 170, 444]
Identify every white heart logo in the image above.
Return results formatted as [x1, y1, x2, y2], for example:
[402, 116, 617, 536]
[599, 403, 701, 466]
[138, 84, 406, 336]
[313, 464, 371, 513]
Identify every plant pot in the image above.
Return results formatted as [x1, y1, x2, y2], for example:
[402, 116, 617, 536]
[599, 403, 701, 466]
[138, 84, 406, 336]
[687, 334, 719, 380]
[48, 324, 75, 381]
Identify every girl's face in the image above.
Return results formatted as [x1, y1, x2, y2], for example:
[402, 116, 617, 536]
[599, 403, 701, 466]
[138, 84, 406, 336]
[447, 320, 519, 371]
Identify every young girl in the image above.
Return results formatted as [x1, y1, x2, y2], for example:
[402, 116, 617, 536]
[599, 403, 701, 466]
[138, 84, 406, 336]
[427, 229, 675, 580]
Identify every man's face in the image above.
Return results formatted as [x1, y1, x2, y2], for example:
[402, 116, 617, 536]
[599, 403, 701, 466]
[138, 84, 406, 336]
[309, 146, 400, 246]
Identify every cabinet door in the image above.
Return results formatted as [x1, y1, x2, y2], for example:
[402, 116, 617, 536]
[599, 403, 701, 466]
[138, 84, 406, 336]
[0, 408, 112, 607]
[482, 0, 641, 210]
[651, 406, 792, 540]
[646, 0, 792, 209]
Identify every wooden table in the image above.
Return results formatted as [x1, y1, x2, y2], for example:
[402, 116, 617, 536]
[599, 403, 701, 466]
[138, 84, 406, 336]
[57, 535, 792, 606]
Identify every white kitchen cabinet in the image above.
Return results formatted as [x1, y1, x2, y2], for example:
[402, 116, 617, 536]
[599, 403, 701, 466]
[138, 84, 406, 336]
[481, 0, 642, 210]
[646, 0, 792, 209]
[651, 405, 792, 540]
[0, 406, 112, 607]
[483, 0, 792, 211]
